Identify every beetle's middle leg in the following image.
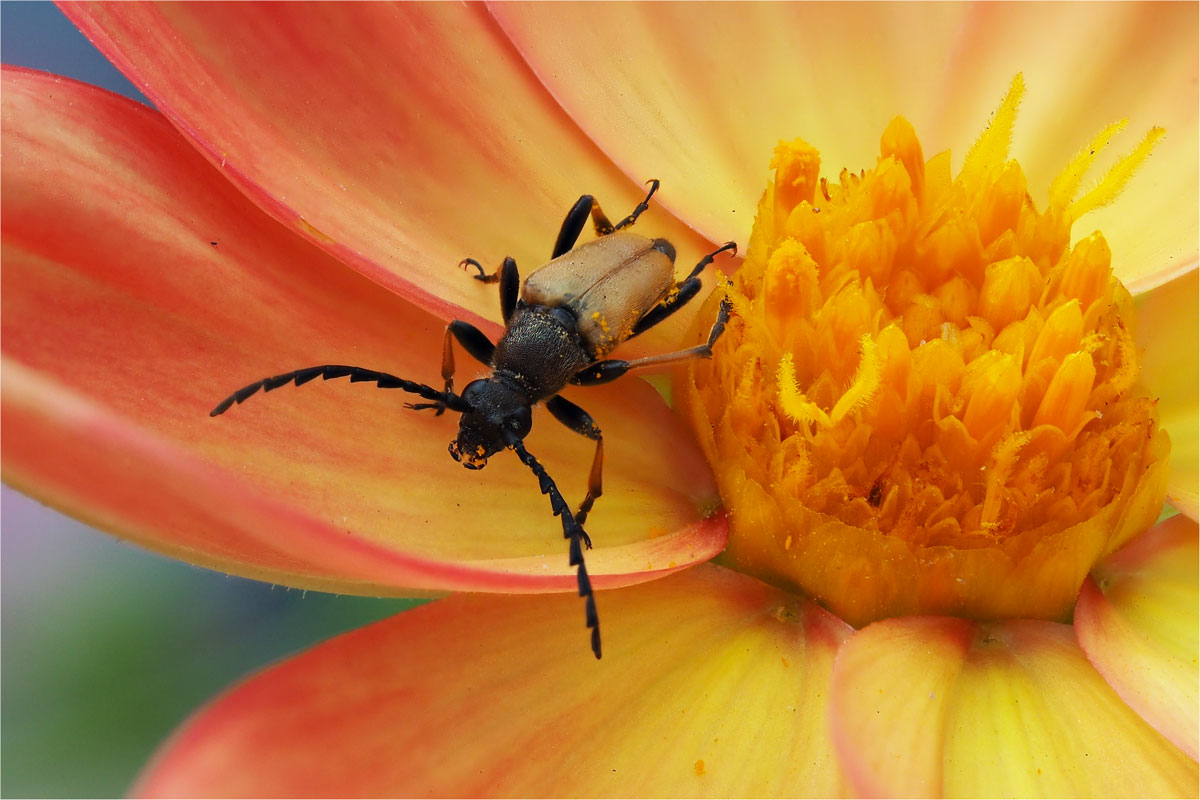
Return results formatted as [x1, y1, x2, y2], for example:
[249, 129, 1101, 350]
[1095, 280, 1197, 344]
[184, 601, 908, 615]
[571, 295, 733, 387]
[546, 395, 604, 527]
[407, 321, 495, 414]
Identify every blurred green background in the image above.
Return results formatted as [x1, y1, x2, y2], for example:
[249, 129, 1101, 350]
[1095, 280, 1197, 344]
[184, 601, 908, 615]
[0, 4, 424, 795]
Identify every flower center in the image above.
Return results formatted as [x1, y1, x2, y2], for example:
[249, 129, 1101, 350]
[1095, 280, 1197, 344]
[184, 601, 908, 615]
[677, 76, 1171, 627]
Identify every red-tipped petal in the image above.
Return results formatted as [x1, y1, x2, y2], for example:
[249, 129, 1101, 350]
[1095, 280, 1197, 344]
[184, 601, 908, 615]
[135, 566, 853, 798]
[494, 3, 1197, 289]
[1076, 515, 1199, 759]
[832, 616, 1198, 797]
[63, 2, 717, 353]
[1, 67, 724, 593]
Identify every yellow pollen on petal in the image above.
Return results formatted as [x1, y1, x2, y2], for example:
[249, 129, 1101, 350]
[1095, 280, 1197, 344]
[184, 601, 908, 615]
[677, 75, 1171, 626]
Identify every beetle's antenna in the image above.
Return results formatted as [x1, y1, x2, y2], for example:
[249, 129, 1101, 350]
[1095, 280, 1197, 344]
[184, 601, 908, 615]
[210, 365, 470, 417]
[505, 433, 602, 659]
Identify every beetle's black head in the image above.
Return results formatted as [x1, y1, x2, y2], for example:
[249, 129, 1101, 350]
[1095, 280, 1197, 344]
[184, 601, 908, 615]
[448, 378, 532, 469]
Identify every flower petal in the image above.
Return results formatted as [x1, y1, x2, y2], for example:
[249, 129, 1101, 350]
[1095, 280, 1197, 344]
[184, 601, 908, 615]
[1076, 515, 1199, 759]
[63, 2, 718, 353]
[832, 616, 1198, 797]
[1136, 266, 1199, 519]
[495, 3, 1196, 287]
[1, 67, 724, 593]
[135, 566, 852, 798]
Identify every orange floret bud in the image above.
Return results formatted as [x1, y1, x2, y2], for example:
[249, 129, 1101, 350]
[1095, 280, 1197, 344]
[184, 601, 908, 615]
[677, 76, 1168, 626]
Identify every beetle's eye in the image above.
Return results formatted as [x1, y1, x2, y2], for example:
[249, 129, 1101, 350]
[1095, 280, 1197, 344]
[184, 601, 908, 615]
[507, 406, 532, 436]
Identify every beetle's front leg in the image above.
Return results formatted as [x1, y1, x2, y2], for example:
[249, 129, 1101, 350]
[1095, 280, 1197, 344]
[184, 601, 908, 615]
[406, 321, 496, 414]
[460, 257, 519, 323]
[546, 395, 604, 528]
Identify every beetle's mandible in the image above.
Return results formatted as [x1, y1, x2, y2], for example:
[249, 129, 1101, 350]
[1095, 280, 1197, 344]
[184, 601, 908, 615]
[211, 180, 737, 659]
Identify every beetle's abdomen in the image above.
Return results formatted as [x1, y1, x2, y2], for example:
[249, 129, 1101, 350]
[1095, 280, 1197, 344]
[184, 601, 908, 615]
[493, 306, 590, 399]
[522, 232, 675, 358]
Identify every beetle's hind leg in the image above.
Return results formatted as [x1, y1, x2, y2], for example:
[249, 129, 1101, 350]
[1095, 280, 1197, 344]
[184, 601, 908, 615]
[630, 241, 738, 338]
[613, 178, 660, 231]
[460, 256, 519, 323]
[571, 294, 733, 387]
[546, 396, 604, 527]
[551, 179, 661, 258]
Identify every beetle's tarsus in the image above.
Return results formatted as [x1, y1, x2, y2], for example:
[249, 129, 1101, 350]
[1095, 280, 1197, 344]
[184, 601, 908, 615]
[460, 257, 499, 283]
[405, 401, 447, 416]
[613, 178, 660, 231]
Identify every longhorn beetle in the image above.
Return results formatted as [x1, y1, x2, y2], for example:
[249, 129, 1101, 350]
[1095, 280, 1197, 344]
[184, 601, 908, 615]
[211, 180, 737, 659]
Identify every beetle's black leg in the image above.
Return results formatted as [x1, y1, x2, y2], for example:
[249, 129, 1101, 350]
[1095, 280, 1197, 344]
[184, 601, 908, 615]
[571, 295, 733, 386]
[460, 257, 519, 323]
[554, 196, 595, 258]
[546, 396, 604, 527]
[612, 179, 660, 231]
[631, 241, 738, 337]
[552, 196, 619, 258]
[210, 365, 469, 416]
[505, 433, 601, 659]
[552, 180, 659, 258]
[407, 321, 497, 414]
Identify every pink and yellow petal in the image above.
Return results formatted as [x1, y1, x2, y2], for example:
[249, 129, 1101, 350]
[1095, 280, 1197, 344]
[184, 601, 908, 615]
[494, 3, 964, 246]
[1, 67, 723, 593]
[931, 3, 1197, 292]
[63, 2, 714, 354]
[1135, 267, 1199, 519]
[496, 3, 1196, 288]
[832, 616, 1198, 797]
[1076, 515, 1199, 759]
[134, 566, 852, 798]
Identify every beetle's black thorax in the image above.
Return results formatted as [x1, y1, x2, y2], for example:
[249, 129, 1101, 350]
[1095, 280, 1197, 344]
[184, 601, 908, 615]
[492, 303, 590, 400]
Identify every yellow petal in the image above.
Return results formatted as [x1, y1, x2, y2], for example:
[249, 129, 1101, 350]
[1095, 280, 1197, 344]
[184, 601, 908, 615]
[1076, 515, 1199, 759]
[135, 566, 853, 798]
[1135, 266, 1199, 519]
[832, 616, 1198, 797]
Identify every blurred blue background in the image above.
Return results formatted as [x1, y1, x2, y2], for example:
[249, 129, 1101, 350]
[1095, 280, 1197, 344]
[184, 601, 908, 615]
[1, 4, 423, 795]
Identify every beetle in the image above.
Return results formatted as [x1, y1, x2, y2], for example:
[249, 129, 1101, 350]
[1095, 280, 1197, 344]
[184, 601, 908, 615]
[211, 180, 737, 659]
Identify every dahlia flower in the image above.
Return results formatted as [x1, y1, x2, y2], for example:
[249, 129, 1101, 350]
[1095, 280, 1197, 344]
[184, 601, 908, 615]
[1, 3, 1195, 796]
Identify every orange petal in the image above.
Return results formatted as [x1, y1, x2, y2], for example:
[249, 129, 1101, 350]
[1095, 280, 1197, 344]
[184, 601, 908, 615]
[1136, 266, 1199, 519]
[1076, 515, 1199, 759]
[832, 616, 1198, 797]
[1, 67, 723, 593]
[63, 2, 717, 355]
[134, 566, 853, 798]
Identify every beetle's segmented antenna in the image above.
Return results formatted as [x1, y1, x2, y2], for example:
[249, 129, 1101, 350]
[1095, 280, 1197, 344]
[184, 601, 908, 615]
[506, 434, 602, 659]
[210, 365, 469, 416]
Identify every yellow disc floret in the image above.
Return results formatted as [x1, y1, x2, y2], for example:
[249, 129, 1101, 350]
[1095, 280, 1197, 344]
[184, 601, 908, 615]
[678, 76, 1170, 626]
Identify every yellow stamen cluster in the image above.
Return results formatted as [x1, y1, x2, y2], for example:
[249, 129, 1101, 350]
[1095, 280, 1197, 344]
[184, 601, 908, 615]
[678, 76, 1170, 626]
